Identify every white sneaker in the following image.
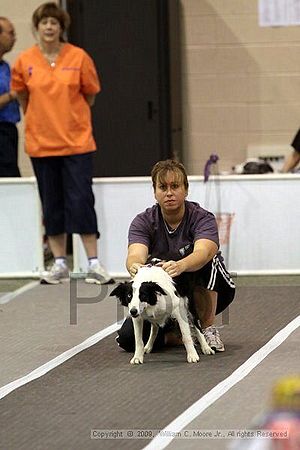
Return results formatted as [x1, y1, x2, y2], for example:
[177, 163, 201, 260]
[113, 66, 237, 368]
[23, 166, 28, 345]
[85, 262, 114, 285]
[203, 326, 225, 352]
[40, 263, 69, 285]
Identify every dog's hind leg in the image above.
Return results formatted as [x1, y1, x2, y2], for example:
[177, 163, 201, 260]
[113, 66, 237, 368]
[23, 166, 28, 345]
[186, 293, 215, 355]
[144, 323, 159, 354]
[173, 310, 199, 363]
[130, 316, 145, 364]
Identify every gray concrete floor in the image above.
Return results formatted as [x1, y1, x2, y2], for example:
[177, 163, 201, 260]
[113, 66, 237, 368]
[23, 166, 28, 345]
[0, 275, 299, 450]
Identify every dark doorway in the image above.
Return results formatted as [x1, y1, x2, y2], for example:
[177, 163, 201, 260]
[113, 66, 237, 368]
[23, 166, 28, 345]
[66, 0, 178, 176]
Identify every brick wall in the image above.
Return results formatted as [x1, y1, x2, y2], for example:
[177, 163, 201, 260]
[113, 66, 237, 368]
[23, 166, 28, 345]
[180, 0, 299, 174]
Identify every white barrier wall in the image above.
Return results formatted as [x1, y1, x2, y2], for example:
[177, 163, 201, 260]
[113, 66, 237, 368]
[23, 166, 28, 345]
[0, 178, 44, 278]
[73, 178, 155, 276]
[0, 175, 299, 278]
[73, 174, 300, 277]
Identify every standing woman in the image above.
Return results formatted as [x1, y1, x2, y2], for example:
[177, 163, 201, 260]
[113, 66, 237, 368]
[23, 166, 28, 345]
[12, 2, 113, 284]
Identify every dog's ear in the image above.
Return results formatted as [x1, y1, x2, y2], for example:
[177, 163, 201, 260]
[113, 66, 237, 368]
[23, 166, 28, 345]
[110, 282, 133, 307]
[139, 281, 166, 305]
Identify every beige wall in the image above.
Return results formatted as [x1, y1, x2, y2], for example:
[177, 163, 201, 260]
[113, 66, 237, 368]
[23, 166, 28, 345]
[180, 0, 300, 173]
[4, 0, 300, 176]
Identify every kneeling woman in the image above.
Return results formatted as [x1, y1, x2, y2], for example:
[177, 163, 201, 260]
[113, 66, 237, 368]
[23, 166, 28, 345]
[116, 159, 235, 353]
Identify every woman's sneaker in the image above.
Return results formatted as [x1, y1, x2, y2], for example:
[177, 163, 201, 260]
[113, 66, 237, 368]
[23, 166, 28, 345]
[40, 263, 69, 285]
[203, 325, 225, 352]
[85, 262, 115, 285]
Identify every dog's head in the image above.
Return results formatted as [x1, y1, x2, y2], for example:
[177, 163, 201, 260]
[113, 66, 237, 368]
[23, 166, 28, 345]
[110, 280, 166, 318]
[110, 281, 133, 307]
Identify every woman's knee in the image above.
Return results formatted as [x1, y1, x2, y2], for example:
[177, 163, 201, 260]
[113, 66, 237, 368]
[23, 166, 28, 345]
[115, 318, 135, 352]
[115, 318, 165, 352]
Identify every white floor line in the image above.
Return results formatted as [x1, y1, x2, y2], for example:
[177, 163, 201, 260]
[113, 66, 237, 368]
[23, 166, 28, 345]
[143, 315, 300, 450]
[0, 281, 39, 305]
[0, 322, 120, 400]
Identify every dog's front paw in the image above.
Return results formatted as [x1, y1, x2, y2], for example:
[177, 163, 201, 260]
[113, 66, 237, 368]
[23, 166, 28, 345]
[201, 343, 215, 355]
[130, 354, 144, 364]
[197, 332, 215, 355]
[187, 350, 200, 363]
[144, 344, 153, 354]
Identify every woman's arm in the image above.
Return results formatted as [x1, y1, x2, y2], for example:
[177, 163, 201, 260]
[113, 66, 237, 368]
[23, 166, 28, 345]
[83, 93, 96, 107]
[16, 90, 29, 114]
[0, 90, 18, 110]
[162, 238, 218, 278]
[126, 243, 149, 277]
[281, 150, 300, 173]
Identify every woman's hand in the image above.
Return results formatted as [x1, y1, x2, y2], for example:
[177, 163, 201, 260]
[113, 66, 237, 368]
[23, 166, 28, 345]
[129, 263, 144, 278]
[162, 260, 184, 278]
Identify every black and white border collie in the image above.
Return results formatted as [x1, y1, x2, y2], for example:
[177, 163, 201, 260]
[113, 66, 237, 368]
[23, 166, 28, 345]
[110, 266, 214, 364]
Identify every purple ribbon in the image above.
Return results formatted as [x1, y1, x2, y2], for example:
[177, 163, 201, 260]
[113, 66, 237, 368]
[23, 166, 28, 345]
[204, 154, 219, 182]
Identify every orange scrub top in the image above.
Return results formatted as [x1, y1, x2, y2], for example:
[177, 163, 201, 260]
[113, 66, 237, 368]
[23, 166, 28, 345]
[12, 43, 100, 157]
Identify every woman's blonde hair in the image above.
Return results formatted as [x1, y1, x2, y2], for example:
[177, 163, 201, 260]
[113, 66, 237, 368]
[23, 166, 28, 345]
[151, 159, 189, 190]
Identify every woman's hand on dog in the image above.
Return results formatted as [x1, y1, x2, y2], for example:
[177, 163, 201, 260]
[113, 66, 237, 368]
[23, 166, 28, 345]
[129, 259, 184, 278]
[129, 263, 144, 277]
[162, 260, 184, 277]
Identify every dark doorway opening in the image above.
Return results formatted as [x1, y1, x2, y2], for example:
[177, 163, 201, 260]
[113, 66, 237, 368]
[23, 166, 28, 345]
[66, 0, 181, 176]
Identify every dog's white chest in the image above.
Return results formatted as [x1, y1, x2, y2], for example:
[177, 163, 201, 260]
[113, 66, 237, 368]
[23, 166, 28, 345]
[142, 309, 169, 327]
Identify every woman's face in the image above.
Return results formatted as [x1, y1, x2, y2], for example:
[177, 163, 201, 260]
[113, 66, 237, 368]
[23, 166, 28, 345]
[37, 16, 61, 45]
[154, 170, 187, 214]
